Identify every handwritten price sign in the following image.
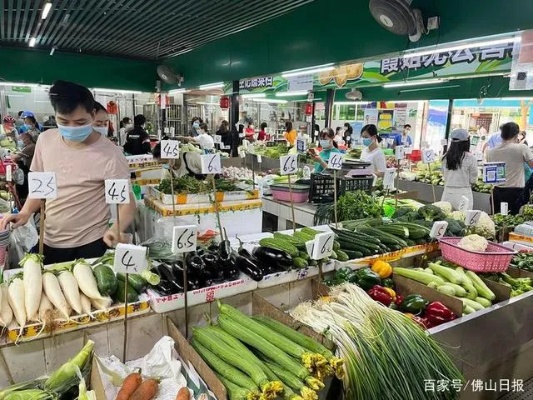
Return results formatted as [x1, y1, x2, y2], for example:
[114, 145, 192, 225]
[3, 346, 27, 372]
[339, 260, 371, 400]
[28, 172, 57, 199]
[327, 153, 343, 170]
[105, 179, 130, 204]
[161, 140, 180, 159]
[308, 232, 335, 260]
[458, 196, 470, 213]
[172, 225, 198, 254]
[395, 145, 405, 161]
[280, 154, 297, 175]
[114, 243, 147, 274]
[465, 210, 481, 226]
[201, 154, 222, 174]
[383, 168, 396, 190]
[430, 221, 448, 239]
[423, 149, 435, 164]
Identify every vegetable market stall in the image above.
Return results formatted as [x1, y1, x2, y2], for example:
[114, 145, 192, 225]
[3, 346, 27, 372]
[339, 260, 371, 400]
[262, 197, 318, 230]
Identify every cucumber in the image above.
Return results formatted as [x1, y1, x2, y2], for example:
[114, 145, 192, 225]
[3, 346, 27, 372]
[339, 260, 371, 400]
[465, 270, 496, 301]
[298, 251, 310, 261]
[259, 238, 299, 257]
[115, 279, 139, 303]
[356, 227, 408, 247]
[117, 273, 147, 293]
[376, 225, 409, 238]
[293, 257, 308, 269]
[437, 285, 456, 296]
[333, 240, 340, 251]
[336, 250, 350, 262]
[273, 232, 305, 247]
[343, 250, 364, 259]
[93, 264, 118, 296]
[293, 231, 315, 242]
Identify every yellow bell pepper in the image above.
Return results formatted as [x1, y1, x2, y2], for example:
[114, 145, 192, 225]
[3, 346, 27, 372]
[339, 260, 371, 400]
[371, 260, 393, 279]
[383, 287, 396, 299]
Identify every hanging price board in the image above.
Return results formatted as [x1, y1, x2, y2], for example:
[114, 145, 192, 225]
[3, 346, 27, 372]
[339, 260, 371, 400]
[465, 210, 481, 226]
[105, 179, 130, 204]
[296, 137, 307, 153]
[28, 172, 57, 199]
[430, 221, 448, 239]
[327, 153, 343, 170]
[201, 154, 222, 174]
[311, 232, 335, 260]
[383, 168, 396, 189]
[114, 243, 147, 274]
[171, 225, 198, 254]
[458, 196, 469, 213]
[423, 149, 435, 164]
[161, 140, 180, 159]
[280, 154, 298, 175]
[395, 145, 405, 161]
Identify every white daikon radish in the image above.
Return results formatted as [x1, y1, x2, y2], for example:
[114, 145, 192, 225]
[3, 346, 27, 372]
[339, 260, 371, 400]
[22, 254, 43, 319]
[80, 293, 94, 318]
[90, 296, 112, 311]
[8, 278, 26, 327]
[58, 271, 82, 314]
[73, 261, 101, 299]
[38, 293, 53, 322]
[42, 272, 69, 320]
[0, 285, 13, 327]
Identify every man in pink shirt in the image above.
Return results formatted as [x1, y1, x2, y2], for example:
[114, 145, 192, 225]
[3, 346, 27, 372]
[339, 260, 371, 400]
[1, 80, 136, 264]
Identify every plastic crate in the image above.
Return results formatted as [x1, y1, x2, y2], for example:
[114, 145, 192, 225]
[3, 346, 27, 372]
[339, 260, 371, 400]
[309, 173, 373, 203]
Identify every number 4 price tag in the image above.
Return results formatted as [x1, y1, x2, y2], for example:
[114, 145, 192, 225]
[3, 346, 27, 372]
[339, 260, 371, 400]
[423, 149, 435, 164]
[465, 210, 481, 226]
[201, 154, 222, 174]
[311, 232, 335, 260]
[327, 153, 343, 170]
[430, 221, 448, 239]
[114, 243, 147, 274]
[105, 179, 130, 204]
[172, 225, 198, 254]
[28, 172, 57, 199]
[161, 140, 180, 159]
[280, 154, 298, 175]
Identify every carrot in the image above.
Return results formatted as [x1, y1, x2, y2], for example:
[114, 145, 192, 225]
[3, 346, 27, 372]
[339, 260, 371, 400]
[176, 387, 190, 400]
[116, 372, 142, 400]
[130, 379, 159, 400]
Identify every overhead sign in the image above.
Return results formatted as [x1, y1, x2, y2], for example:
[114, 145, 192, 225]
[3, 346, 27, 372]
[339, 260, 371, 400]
[239, 76, 274, 91]
[287, 74, 313, 92]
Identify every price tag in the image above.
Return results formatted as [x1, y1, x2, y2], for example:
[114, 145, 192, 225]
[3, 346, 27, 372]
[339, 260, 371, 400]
[256, 155, 262, 163]
[296, 137, 307, 153]
[501, 202, 509, 216]
[395, 145, 405, 161]
[430, 221, 448, 239]
[239, 150, 246, 158]
[105, 179, 130, 204]
[465, 210, 481, 226]
[6, 165, 11, 182]
[28, 172, 57, 199]
[441, 139, 448, 146]
[170, 127, 175, 135]
[114, 243, 147, 274]
[383, 168, 396, 189]
[423, 149, 435, 164]
[214, 135, 222, 144]
[311, 232, 335, 260]
[171, 225, 198, 254]
[327, 153, 343, 170]
[404, 146, 412, 155]
[201, 154, 222, 174]
[164, 127, 170, 134]
[161, 140, 180, 159]
[279, 154, 298, 175]
[458, 196, 469, 212]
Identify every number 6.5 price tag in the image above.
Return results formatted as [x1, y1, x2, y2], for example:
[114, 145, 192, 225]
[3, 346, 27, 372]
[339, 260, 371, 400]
[327, 153, 343, 170]
[114, 243, 147, 274]
[280, 154, 298, 175]
[311, 232, 335, 260]
[172, 225, 198, 254]
[201, 154, 222, 174]
[28, 172, 57, 199]
[105, 179, 130, 204]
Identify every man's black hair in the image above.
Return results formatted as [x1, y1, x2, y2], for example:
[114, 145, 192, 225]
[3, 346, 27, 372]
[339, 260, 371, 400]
[404, 124, 412, 129]
[17, 111, 23, 117]
[134, 114, 146, 126]
[49, 80, 95, 114]
[94, 102, 107, 113]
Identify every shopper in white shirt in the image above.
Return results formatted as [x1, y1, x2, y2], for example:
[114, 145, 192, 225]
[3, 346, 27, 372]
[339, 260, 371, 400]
[441, 129, 478, 210]
[360, 124, 386, 177]
[180, 123, 214, 151]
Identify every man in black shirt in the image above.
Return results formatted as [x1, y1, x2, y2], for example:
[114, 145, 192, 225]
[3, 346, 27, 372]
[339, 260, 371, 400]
[123, 114, 151, 155]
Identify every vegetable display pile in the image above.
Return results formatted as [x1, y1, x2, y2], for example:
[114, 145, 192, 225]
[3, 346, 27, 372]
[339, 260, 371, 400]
[483, 272, 533, 297]
[116, 372, 160, 400]
[156, 176, 239, 195]
[0, 340, 94, 399]
[314, 191, 382, 225]
[290, 284, 463, 399]
[192, 302, 342, 400]
[394, 261, 496, 315]
[510, 252, 533, 272]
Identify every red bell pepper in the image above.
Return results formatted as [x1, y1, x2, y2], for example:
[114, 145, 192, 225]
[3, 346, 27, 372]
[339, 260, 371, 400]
[367, 285, 393, 306]
[424, 301, 456, 327]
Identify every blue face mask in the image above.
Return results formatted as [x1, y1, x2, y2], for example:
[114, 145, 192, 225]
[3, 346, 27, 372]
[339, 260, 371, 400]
[319, 139, 331, 149]
[193, 122, 200, 129]
[58, 124, 93, 142]
[363, 138, 373, 147]
[24, 124, 32, 129]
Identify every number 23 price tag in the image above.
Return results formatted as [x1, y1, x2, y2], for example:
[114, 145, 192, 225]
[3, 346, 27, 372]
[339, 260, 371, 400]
[105, 179, 130, 204]
[172, 225, 198, 254]
[114, 243, 147, 274]
[280, 154, 297, 175]
[309, 232, 335, 260]
[28, 172, 57, 199]
[327, 153, 343, 170]
[201, 154, 222, 174]
[430, 221, 448, 239]
[161, 140, 180, 159]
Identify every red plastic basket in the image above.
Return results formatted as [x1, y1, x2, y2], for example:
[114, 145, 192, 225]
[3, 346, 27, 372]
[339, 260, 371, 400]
[438, 237, 516, 273]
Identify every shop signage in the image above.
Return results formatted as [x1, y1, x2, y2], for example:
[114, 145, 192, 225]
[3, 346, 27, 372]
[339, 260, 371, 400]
[287, 74, 313, 92]
[239, 76, 274, 90]
[11, 86, 32, 93]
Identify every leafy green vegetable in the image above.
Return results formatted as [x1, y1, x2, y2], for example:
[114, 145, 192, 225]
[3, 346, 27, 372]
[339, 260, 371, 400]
[314, 191, 382, 225]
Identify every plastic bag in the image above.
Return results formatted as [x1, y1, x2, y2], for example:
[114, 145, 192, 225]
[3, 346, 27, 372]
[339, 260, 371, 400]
[8, 216, 38, 268]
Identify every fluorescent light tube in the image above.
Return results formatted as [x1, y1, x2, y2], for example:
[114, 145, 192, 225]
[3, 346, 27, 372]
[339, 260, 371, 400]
[403, 36, 520, 59]
[384, 79, 445, 88]
[42, 2, 52, 19]
[282, 64, 334, 78]
[241, 93, 266, 98]
[334, 101, 369, 105]
[93, 88, 143, 94]
[252, 98, 288, 104]
[199, 82, 224, 90]
[276, 91, 309, 97]
[29, 37, 36, 47]
[169, 88, 187, 94]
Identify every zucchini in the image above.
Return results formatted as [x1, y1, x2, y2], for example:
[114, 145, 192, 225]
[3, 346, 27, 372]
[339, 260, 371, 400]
[293, 257, 308, 269]
[393, 267, 446, 286]
[465, 270, 496, 301]
[273, 232, 305, 247]
[475, 297, 492, 308]
[437, 285, 455, 296]
[428, 262, 464, 285]
[115, 279, 139, 303]
[463, 305, 476, 314]
[93, 264, 117, 296]
[259, 238, 299, 257]
[461, 298, 485, 311]
[440, 283, 467, 297]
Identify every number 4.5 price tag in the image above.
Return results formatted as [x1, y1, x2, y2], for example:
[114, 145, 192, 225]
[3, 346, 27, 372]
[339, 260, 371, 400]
[430, 221, 448, 239]
[280, 154, 297, 175]
[311, 232, 335, 260]
[327, 153, 343, 170]
[161, 140, 180, 159]
[28, 172, 57, 199]
[105, 179, 130, 204]
[172, 225, 198, 254]
[114, 243, 147, 274]
[201, 154, 222, 174]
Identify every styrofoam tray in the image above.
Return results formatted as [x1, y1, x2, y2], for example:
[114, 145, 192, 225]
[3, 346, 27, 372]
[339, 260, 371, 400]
[257, 261, 335, 289]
